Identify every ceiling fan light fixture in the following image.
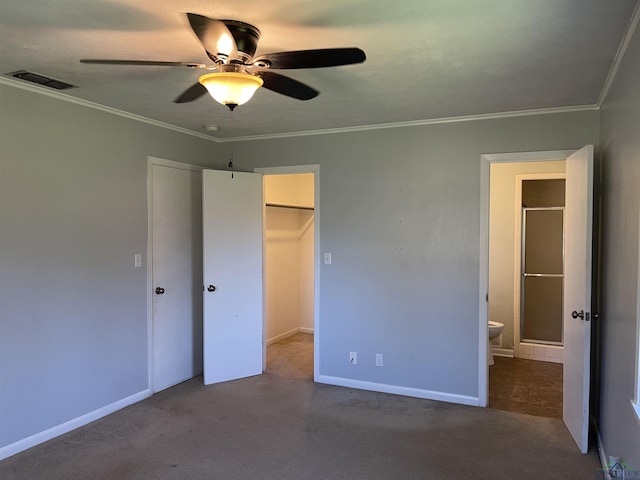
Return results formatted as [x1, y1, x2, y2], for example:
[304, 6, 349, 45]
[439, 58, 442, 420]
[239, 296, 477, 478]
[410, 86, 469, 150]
[198, 72, 263, 109]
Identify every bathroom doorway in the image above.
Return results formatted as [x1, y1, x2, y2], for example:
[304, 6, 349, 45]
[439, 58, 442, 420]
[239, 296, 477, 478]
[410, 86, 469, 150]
[487, 164, 566, 418]
[488, 164, 567, 364]
[481, 146, 595, 455]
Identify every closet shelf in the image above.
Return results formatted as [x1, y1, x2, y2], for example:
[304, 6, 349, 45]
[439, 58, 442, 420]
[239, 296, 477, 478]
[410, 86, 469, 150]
[266, 203, 314, 211]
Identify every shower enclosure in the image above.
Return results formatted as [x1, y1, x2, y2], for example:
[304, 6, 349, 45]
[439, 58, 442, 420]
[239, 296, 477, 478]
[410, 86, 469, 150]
[520, 179, 565, 345]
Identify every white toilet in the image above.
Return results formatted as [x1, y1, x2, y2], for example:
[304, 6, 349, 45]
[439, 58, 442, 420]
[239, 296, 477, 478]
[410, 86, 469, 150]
[488, 321, 504, 366]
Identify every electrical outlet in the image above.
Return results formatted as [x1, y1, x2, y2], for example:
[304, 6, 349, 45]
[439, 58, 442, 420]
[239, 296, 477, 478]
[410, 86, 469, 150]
[375, 353, 383, 367]
[349, 352, 357, 365]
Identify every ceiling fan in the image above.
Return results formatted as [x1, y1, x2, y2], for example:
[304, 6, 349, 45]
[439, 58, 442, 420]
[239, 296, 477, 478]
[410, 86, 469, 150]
[81, 13, 366, 110]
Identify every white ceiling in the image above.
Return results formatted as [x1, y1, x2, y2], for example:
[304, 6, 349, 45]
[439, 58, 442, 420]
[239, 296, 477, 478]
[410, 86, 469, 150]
[1, 0, 638, 139]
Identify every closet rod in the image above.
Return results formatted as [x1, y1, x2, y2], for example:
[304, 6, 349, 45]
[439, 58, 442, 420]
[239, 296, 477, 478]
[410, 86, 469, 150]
[266, 203, 314, 211]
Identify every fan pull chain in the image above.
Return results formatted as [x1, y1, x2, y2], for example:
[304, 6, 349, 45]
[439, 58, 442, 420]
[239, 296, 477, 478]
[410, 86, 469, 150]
[228, 109, 235, 178]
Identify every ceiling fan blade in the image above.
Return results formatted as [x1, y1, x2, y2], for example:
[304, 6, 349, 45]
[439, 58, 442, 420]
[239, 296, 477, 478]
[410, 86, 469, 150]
[259, 72, 318, 101]
[186, 13, 237, 62]
[253, 48, 366, 69]
[80, 59, 206, 68]
[174, 82, 208, 103]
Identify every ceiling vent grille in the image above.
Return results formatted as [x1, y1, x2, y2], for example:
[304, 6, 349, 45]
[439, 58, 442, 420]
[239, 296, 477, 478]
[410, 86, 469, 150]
[8, 70, 76, 90]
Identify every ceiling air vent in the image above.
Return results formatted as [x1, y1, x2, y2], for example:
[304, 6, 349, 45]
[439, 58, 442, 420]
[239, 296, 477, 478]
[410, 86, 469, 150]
[8, 70, 76, 90]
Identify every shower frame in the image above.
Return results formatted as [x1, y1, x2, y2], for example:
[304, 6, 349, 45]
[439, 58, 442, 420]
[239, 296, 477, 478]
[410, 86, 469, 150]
[511, 171, 566, 361]
[520, 206, 565, 346]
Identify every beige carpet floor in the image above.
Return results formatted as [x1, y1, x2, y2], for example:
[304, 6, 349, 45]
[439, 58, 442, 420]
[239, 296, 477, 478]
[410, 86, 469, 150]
[266, 333, 314, 380]
[0, 336, 603, 480]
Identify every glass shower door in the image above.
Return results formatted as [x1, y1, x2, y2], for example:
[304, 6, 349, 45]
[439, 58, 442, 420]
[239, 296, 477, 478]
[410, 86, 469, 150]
[521, 208, 564, 345]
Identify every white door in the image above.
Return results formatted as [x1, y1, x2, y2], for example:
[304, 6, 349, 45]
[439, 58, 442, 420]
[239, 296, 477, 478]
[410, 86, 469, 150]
[563, 145, 594, 453]
[202, 170, 263, 384]
[151, 162, 203, 392]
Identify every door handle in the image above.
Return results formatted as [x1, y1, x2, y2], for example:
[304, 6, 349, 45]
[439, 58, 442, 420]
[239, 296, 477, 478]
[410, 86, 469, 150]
[155, 287, 165, 295]
[571, 310, 584, 320]
[207, 285, 216, 292]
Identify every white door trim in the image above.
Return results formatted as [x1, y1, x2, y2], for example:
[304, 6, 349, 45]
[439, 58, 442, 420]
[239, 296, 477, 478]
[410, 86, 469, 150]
[479, 150, 576, 406]
[147, 156, 204, 392]
[634, 200, 640, 421]
[254, 165, 320, 381]
[631, 202, 640, 425]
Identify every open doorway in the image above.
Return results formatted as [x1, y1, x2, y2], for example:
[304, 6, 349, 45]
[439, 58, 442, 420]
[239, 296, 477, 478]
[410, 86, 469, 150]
[479, 150, 576, 407]
[488, 164, 566, 418]
[487, 160, 565, 418]
[255, 165, 320, 382]
[480, 147, 595, 453]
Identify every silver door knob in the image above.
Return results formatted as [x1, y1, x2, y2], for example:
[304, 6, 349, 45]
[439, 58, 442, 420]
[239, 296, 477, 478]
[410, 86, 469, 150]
[207, 285, 216, 292]
[571, 310, 584, 320]
[155, 287, 165, 295]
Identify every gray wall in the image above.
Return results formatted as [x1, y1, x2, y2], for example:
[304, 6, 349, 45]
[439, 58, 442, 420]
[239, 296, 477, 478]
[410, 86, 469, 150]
[236, 112, 599, 398]
[0, 83, 221, 449]
[5, 73, 626, 457]
[598, 19, 640, 466]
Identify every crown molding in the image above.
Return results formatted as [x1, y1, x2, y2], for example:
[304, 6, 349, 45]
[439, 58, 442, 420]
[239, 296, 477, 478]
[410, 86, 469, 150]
[0, 76, 221, 143]
[223, 105, 599, 142]
[2, 75, 598, 144]
[597, 1, 640, 107]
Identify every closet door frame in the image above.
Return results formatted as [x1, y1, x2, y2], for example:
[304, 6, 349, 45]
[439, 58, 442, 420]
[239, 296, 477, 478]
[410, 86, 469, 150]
[254, 165, 320, 381]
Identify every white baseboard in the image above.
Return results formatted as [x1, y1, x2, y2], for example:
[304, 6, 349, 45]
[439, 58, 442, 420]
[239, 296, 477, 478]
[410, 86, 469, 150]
[267, 327, 314, 345]
[266, 328, 299, 346]
[0, 389, 151, 461]
[317, 375, 480, 407]
[597, 430, 612, 480]
[493, 348, 514, 358]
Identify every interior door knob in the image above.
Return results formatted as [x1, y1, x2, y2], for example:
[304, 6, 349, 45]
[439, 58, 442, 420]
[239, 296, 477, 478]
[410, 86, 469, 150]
[571, 310, 584, 320]
[207, 285, 216, 292]
[155, 287, 165, 295]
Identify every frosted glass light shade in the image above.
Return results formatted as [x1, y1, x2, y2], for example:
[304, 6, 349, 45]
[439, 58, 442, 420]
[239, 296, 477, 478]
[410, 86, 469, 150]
[199, 72, 263, 108]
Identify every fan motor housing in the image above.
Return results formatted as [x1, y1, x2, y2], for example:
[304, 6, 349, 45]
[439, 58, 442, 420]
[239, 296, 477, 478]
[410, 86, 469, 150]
[221, 20, 261, 61]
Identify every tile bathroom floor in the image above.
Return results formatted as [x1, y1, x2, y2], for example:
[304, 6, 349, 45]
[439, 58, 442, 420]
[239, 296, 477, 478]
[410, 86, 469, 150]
[489, 356, 563, 418]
